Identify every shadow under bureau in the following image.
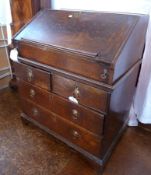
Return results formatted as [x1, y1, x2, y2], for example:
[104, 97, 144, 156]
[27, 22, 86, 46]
[12, 9, 148, 173]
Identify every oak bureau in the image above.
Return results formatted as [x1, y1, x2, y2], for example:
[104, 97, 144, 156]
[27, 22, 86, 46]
[12, 10, 148, 173]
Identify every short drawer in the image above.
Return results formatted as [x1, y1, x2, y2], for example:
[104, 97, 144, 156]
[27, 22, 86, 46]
[21, 99, 102, 157]
[13, 61, 51, 90]
[18, 80, 52, 109]
[52, 94, 104, 135]
[52, 74, 108, 112]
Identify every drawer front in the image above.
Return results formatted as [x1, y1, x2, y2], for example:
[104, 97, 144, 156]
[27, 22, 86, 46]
[13, 61, 51, 90]
[18, 80, 104, 135]
[18, 42, 111, 84]
[18, 80, 52, 109]
[52, 74, 108, 112]
[21, 99, 102, 157]
[52, 95, 104, 135]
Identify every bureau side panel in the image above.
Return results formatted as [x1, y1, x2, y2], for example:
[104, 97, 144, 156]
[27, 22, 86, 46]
[101, 62, 140, 163]
[113, 15, 148, 83]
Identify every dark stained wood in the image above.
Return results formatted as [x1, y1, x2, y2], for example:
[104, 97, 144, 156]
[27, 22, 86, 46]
[17, 41, 111, 84]
[14, 10, 139, 62]
[12, 10, 148, 174]
[13, 61, 51, 90]
[17, 56, 113, 92]
[13, 10, 148, 84]
[52, 74, 108, 113]
[113, 15, 148, 82]
[21, 99, 103, 157]
[1, 89, 151, 175]
[18, 80, 104, 135]
[10, 0, 52, 35]
[11, 0, 41, 34]
[101, 61, 140, 161]
[18, 80, 52, 109]
[31, 0, 41, 15]
[57, 128, 151, 175]
[52, 94, 104, 135]
[10, 0, 50, 89]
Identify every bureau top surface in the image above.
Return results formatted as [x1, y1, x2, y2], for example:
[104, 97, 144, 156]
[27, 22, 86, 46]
[14, 9, 140, 64]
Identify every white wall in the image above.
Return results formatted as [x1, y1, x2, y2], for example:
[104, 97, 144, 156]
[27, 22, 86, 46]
[52, 0, 151, 14]
[0, 0, 12, 25]
[0, 0, 12, 89]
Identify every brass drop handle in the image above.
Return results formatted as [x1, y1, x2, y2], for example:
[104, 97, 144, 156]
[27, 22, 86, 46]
[30, 89, 36, 98]
[73, 87, 80, 99]
[72, 109, 79, 120]
[32, 108, 38, 116]
[27, 68, 33, 82]
[101, 69, 108, 80]
[72, 130, 80, 139]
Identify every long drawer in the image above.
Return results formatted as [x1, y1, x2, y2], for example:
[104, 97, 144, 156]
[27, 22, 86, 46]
[52, 74, 108, 113]
[13, 61, 51, 90]
[21, 99, 102, 157]
[18, 80, 104, 135]
[52, 95, 104, 135]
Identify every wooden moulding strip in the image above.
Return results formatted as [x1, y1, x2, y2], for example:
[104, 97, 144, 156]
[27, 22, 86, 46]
[0, 72, 11, 80]
[0, 44, 8, 48]
[0, 25, 12, 78]
[0, 66, 10, 71]
[0, 66, 11, 80]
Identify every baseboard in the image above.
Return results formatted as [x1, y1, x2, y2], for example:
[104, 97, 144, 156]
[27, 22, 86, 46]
[139, 122, 151, 132]
[0, 66, 10, 72]
[0, 72, 11, 79]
